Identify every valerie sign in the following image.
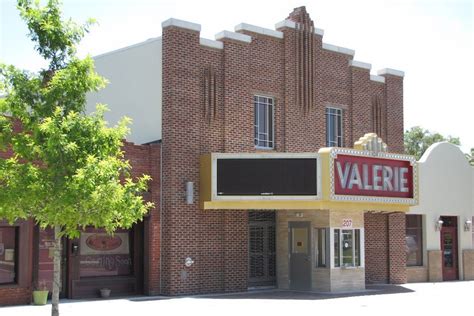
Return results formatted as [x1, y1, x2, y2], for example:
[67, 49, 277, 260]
[330, 149, 416, 203]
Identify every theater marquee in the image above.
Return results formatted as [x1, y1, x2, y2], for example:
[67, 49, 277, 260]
[327, 148, 417, 205]
[200, 134, 418, 210]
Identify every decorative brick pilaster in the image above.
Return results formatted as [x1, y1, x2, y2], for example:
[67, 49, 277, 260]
[364, 213, 389, 283]
[388, 212, 407, 284]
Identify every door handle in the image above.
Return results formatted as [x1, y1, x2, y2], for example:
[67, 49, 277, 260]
[71, 243, 79, 255]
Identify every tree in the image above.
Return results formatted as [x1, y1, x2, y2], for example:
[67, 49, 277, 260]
[0, 1, 153, 315]
[404, 126, 461, 159]
[466, 148, 474, 166]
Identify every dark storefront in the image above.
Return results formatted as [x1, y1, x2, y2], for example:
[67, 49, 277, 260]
[34, 224, 144, 299]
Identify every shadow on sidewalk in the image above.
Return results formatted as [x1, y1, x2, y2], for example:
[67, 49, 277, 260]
[127, 284, 414, 302]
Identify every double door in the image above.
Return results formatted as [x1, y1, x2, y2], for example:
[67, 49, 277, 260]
[248, 211, 276, 287]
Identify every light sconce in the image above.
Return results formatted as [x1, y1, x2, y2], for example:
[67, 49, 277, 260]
[185, 181, 194, 205]
[435, 218, 443, 231]
[465, 219, 472, 232]
[184, 257, 194, 267]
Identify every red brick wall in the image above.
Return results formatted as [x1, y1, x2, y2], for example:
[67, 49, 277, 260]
[0, 139, 160, 304]
[0, 287, 32, 306]
[160, 8, 404, 295]
[385, 75, 404, 153]
[388, 213, 407, 283]
[365, 213, 389, 283]
[364, 212, 407, 284]
[123, 142, 161, 295]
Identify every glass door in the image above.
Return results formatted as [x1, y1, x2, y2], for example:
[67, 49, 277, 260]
[440, 216, 458, 281]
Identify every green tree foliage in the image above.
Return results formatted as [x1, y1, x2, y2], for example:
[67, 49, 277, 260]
[404, 126, 461, 160]
[466, 148, 474, 166]
[0, 1, 152, 315]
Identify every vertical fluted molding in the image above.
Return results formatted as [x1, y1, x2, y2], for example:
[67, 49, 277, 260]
[299, 24, 304, 112]
[295, 23, 300, 111]
[372, 94, 386, 138]
[211, 68, 217, 120]
[204, 67, 209, 122]
[203, 66, 217, 123]
[295, 22, 316, 115]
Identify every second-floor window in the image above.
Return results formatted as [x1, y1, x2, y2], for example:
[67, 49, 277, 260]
[326, 107, 343, 147]
[254, 96, 274, 149]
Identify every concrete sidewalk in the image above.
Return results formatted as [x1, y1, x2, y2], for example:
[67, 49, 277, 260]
[1, 281, 473, 316]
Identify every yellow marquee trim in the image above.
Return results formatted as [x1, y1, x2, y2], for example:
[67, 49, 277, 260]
[200, 134, 418, 212]
[201, 200, 409, 212]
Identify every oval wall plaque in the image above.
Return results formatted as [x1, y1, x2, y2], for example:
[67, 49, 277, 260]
[86, 234, 123, 252]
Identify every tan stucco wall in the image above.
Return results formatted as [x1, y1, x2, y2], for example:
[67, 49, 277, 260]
[86, 38, 163, 144]
[428, 250, 443, 282]
[463, 249, 474, 280]
[409, 143, 474, 281]
[277, 209, 365, 292]
[407, 266, 428, 283]
[330, 268, 365, 291]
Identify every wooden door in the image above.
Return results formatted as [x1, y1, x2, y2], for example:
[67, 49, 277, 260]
[441, 222, 458, 281]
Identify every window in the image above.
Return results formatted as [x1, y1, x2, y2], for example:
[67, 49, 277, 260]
[254, 96, 274, 149]
[0, 227, 18, 284]
[326, 107, 343, 147]
[406, 215, 423, 266]
[334, 228, 361, 267]
[314, 228, 329, 267]
[79, 227, 133, 278]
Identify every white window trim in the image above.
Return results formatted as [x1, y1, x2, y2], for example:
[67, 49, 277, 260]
[326, 107, 343, 147]
[254, 95, 275, 149]
[330, 228, 364, 269]
[314, 227, 329, 268]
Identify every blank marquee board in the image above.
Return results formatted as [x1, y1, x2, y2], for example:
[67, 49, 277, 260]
[216, 158, 317, 196]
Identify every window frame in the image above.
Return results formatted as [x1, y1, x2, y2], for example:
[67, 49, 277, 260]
[254, 95, 275, 149]
[326, 107, 343, 147]
[314, 228, 329, 268]
[406, 214, 423, 267]
[0, 226, 19, 285]
[332, 228, 362, 268]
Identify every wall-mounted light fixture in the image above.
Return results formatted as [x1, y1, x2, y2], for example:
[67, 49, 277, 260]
[435, 218, 443, 231]
[465, 219, 472, 232]
[184, 257, 194, 267]
[186, 181, 194, 204]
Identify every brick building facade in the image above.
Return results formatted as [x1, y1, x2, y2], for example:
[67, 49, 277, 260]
[158, 6, 406, 294]
[1, 6, 417, 305]
[0, 138, 161, 305]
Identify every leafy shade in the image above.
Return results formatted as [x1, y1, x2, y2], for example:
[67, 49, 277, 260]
[0, 2, 152, 239]
[466, 148, 474, 166]
[17, 0, 96, 70]
[404, 126, 461, 160]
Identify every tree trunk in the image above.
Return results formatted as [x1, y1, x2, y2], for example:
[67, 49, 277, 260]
[52, 225, 61, 316]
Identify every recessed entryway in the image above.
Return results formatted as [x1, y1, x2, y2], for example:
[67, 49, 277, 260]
[248, 211, 276, 288]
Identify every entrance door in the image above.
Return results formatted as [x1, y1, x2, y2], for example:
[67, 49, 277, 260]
[289, 221, 311, 290]
[60, 238, 69, 298]
[248, 211, 276, 287]
[440, 216, 458, 281]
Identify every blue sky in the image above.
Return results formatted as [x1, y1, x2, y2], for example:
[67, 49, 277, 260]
[1, 0, 473, 152]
